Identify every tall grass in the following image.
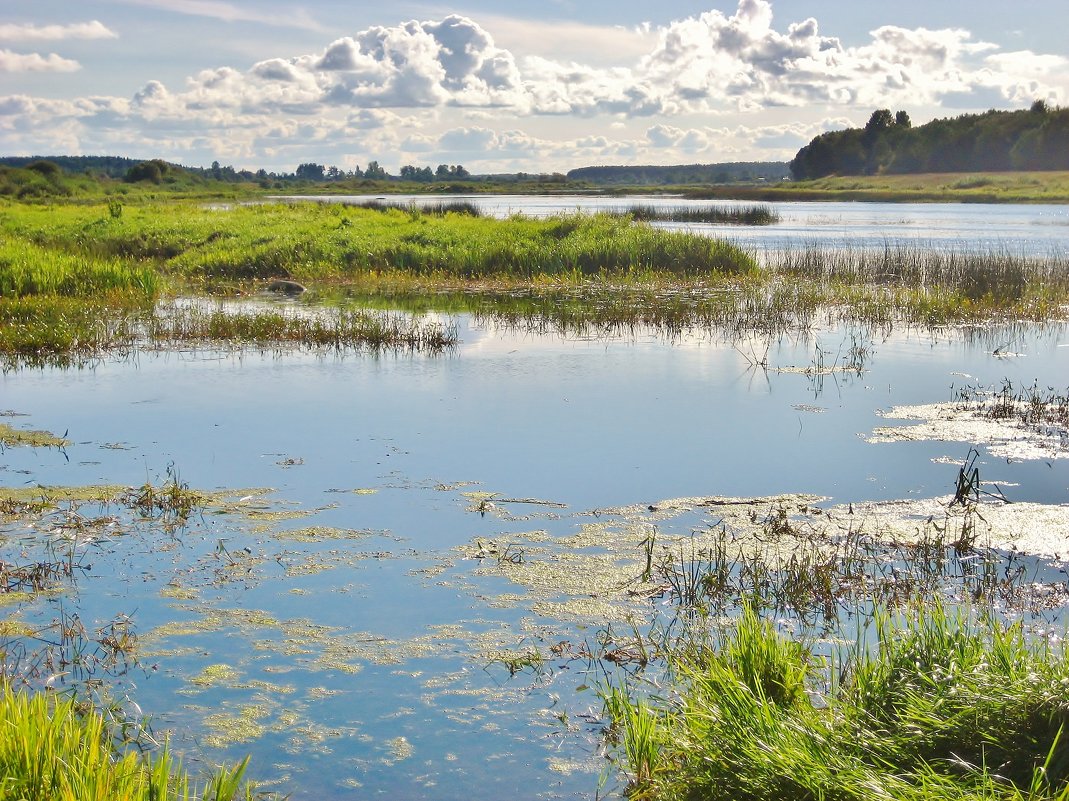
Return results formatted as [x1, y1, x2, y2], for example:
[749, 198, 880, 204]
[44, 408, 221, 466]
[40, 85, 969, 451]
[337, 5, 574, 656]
[0, 239, 157, 298]
[151, 302, 457, 352]
[0, 686, 255, 801]
[620, 203, 780, 225]
[2, 202, 759, 281]
[604, 605, 1069, 801]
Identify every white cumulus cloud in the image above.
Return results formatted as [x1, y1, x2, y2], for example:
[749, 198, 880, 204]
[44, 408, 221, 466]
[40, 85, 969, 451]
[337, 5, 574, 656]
[0, 50, 80, 73]
[0, 20, 117, 41]
[2, 1, 1067, 171]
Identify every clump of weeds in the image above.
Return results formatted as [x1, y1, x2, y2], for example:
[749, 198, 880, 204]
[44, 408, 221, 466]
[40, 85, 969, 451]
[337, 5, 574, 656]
[123, 464, 204, 525]
[957, 379, 1069, 433]
[600, 603, 1069, 801]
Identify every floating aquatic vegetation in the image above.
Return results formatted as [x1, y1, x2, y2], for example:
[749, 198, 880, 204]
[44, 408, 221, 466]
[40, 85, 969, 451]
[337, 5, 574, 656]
[273, 526, 376, 543]
[869, 401, 1069, 460]
[0, 422, 70, 449]
[190, 663, 240, 687]
[200, 703, 273, 748]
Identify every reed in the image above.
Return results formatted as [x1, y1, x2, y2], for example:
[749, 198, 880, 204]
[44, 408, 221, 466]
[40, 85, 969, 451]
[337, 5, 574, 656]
[150, 303, 457, 353]
[620, 203, 780, 225]
[0, 239, 157, 298]
[604, 605, 1069, 801]
[349, 198, 484, 217]
[955, 379, 1069, 431]
[0, 295, 148, 369]
[0, 686, 256, 801]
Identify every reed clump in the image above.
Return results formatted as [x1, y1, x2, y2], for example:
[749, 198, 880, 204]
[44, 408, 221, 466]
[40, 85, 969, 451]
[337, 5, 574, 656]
[604, 605, 1069, 801]
[150, 303, 457, 353]
[620, 203, 780, 225]
[350, 198, 484, 217]
[772, 243, 1069, 307]
[0, 686, 256, 801]
[956, 379, 1069, 431]
[0, 295, 148, 370]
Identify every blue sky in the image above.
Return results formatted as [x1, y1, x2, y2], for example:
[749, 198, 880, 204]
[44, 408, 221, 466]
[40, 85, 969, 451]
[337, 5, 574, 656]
[1, 0, 1066, 173]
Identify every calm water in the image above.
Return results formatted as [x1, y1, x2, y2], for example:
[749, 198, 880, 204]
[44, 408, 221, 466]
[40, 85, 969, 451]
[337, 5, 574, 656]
[3, 199, 1069, 799]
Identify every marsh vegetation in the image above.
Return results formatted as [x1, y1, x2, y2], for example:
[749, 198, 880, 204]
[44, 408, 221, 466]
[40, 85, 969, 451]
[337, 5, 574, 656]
[2, 190, 1069, 800]
[2, 198, 1068, 367]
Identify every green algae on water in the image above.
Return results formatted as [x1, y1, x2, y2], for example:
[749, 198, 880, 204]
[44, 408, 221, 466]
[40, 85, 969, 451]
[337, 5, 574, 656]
[0, 422, 70, 449]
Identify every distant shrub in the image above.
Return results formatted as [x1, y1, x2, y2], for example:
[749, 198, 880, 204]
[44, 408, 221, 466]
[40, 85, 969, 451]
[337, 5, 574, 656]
[125, 159, 170, 184]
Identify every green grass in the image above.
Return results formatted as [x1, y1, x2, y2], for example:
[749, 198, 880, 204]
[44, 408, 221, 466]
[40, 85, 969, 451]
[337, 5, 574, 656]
[604, 605, 1069, 801]
[0, 238, 157, 298]
[684, 171, 1069, 203]
[0, 685, 256, 801]
[150, 302, 457, 352]
[2, 201, 759, 282]
[2, 197, 1069, 367]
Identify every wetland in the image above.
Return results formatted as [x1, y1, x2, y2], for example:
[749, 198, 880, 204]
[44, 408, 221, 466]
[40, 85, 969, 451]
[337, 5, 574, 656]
[1, 194, 1069, 800]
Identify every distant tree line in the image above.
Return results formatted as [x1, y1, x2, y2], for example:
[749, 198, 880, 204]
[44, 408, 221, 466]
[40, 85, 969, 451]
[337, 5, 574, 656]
[0, 159, 74, 199]
[1, 156, 789, 189]
[0, 155, 144, 179]
[790, 102, 1069, 179]
[292, 161, 472, 183]
[566, 162, 790, 185]
[0, 156, 468, 186]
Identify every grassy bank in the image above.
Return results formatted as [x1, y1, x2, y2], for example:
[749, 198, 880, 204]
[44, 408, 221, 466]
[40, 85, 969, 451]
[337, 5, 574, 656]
[2, 197, 1068, 366]
[3, 200, 758, 281]
[596, 489, 1069, 801]
[684, 170, 1069, 203]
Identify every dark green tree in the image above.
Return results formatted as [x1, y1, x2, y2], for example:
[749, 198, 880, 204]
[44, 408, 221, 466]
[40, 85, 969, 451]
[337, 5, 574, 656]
[295, 163, 325, 180]
[364, 161, 388, 179]
[124, 159, 169, 183]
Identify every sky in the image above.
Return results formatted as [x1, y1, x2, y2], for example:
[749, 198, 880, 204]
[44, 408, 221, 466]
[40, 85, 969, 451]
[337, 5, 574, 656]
[1, 0, 1067, 174]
